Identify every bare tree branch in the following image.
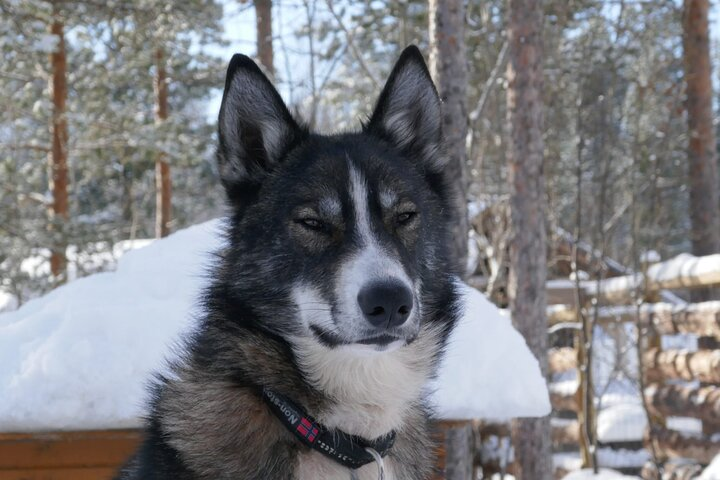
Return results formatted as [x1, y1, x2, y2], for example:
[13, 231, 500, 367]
[324, 0, 379, 88]
[466, 40, 508, 160]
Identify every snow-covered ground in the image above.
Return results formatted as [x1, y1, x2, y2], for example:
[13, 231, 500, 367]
[596, 402, 646, 443]
[701, 454, 720, 479]
[0, 219, 549, 432]
[561, 469, 640, 480]
[0, 222, 218, 431]
[430, 282, 551, 420]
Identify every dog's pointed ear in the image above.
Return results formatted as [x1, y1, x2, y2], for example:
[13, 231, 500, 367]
[217, 54, 304, 201]
[365, 46, 445, 171]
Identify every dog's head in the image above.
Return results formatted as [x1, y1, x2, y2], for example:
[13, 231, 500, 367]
[214, 46, 455, 354]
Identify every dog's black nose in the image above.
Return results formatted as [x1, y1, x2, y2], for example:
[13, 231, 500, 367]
[357, 281, 413, 329]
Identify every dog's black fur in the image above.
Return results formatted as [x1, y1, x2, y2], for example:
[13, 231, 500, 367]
[117, 45, 461, 480]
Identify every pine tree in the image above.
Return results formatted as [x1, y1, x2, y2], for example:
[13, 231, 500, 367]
[254, 0, 274, 78]
[506, 0, 552, 478]
[0, 0, 225, 305]
[682, 0, 720, 299]
[429, 0, 469, 277]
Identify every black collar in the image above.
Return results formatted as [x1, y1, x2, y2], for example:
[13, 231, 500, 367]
[260, 387, 396, 470]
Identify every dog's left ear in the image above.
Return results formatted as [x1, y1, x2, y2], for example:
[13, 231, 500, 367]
[365, 45, 445, 171]
[217, 54, 305, 203]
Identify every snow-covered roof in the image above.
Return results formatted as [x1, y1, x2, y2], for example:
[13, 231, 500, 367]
[0, 219, 549, 432]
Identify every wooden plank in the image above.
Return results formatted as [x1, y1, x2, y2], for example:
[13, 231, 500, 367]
[0, 467, 116, 480]
[0, 430, 139, 470]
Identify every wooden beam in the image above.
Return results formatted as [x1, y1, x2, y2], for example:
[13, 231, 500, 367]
[549, 347, 577, 373]
[645, 383, 720, 428]
[589, 253, 720, 303]
[547, 281, 581, 306]
[547, 304, 578, 324]
[646, 425, 720, 465]
[0, 429, 139, 471]
[551, 419, 580, 446]
[0, 467, 116, 480]
[547, 302, 720, 338]
[550, 390, 578, 412]
[643, 348, 720, 383]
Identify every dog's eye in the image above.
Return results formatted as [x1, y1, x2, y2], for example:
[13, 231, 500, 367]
[396, 211, 417, 226]
[296, 217, 327, 232]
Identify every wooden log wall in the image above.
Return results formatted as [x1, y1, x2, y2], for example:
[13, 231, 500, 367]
[643, 348, 720, 383]
[542, 252, 720, 475]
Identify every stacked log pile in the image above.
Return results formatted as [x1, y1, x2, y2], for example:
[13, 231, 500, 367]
[543, 252, 720, 477]
[471, 204, 720, 477]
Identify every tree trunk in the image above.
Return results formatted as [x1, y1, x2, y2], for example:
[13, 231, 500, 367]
[154, 48, 171, 238]
[506, 0, 552, 478]
[683, 0, 720, 300]
[429, 0, 469, 276]
[255, 0, 274, 79]
[443, 422, 473, 480]
[48, 13, 68, 282]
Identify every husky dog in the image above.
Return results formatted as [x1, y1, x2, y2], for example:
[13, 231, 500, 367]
[117, 45, 462, 480]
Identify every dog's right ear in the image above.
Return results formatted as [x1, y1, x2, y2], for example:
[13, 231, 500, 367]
[217, 54, 304, 202]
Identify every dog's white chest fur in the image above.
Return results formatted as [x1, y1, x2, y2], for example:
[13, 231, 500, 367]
[292, 332, 435, 439]
[295, 450, 395, 480]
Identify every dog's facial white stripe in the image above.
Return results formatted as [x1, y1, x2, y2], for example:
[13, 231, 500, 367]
[348, 163, 374, 248]
[346, 163, 410, 290]
[292, 160, 418, 343]
[334, 162, 415, 335]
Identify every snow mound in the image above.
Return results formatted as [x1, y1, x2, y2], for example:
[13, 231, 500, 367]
[428, 282, 550, 420]
[562, 469, 640, 480]
[596, 402, 646, 443]
[0, 220, 224, 432]
[597, 448, 649, 469]
[640, 250, 661, 264]
[701, 454, 720, 479]
[0, 219, 549, 431]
